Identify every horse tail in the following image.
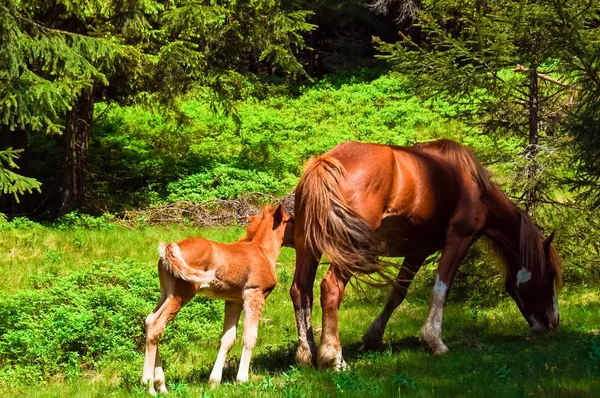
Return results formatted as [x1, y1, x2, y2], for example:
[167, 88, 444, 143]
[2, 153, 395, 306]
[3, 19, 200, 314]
[158, 242, 214, 285]
[296, 156, 386, 282]
[420, 139, 492, 194]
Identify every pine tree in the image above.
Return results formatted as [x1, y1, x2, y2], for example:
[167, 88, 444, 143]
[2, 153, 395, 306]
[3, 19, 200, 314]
[0, 0, 313, 216]
[374, 0, 599, 211]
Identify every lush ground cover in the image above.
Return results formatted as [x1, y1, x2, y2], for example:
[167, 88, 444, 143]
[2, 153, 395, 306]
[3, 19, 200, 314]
[1, 224, 599, 397]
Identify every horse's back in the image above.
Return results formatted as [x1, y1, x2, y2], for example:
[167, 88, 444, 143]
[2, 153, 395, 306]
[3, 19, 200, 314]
[319, 140, 477, 255]
[323, 141, 459, 221]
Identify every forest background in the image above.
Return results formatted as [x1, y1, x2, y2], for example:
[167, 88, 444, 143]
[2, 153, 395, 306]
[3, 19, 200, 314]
[1, 0, 600, 396]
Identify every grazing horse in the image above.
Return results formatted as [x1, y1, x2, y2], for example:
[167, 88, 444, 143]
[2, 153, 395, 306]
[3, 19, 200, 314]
[142, 205, 292, 395]
[291, 140, 561, 370]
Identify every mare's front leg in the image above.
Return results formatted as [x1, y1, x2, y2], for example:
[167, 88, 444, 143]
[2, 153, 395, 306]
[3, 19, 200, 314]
[209, 301, 243, 386]
[420, 234, 474, 355]
[318, 266, 350, 370]
[236, 289, 267, 383]
[360, 255, 427, 352]
[290, 247, 320, 366]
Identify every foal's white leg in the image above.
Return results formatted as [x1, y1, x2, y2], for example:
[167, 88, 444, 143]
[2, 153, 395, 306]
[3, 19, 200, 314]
[237, 290, 265, 383]
[209, 301, 243, 386]
[153, 350, 168, 394]
[142, 306, 163, 395]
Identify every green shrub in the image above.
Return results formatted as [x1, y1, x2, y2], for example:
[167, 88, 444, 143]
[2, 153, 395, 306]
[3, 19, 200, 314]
[0, 259, 222, 387]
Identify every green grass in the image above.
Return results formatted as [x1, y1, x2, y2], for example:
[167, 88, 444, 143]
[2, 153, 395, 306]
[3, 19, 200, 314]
[1, 225, 599, 397]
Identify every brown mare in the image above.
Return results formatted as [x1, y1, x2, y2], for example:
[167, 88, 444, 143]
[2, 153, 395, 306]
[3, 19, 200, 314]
[291, 139, 561, 370]
[141, 205, 292, 394]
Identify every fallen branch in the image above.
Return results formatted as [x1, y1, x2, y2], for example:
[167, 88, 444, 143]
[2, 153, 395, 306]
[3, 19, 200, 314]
[117, 192, 295, 228]
[513, 64, 570, 87]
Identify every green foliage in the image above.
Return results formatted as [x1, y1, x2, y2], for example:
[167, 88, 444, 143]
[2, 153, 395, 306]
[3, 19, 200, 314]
[165, 165, 296, 203]
[56, 211, 116, 230]
[89, 74, 465, 209]
[0, 258, 221, 386]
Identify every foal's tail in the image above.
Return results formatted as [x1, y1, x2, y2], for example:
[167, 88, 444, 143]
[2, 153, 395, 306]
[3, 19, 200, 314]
[158, 243, 214, 285]
[296, 156, 389, 283]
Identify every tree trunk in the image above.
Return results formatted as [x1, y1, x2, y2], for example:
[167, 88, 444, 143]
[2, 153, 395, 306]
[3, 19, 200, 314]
[60, 86, 94, 216]
[524, 56, 539, 214]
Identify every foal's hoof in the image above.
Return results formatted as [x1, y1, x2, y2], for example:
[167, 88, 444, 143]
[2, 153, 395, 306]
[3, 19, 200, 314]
[155, 383, 168, 394]
[208, 378, 221, 389]
[142, 379, 157, 396]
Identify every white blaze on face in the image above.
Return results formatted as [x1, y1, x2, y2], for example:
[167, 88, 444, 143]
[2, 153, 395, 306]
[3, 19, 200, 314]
[516, 267, 532, 288]
[433, 274, 448, 297]
[529, 315, 546, 333]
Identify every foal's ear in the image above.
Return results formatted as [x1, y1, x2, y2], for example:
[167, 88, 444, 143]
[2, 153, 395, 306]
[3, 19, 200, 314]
[274, 204, 289, 221]
[543, 230, 556, 252]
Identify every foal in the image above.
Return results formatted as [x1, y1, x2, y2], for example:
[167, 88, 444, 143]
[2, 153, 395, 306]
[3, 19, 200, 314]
[141, 204, 292, 395]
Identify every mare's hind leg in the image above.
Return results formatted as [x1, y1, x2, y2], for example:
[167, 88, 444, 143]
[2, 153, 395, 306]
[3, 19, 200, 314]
[420, 234, 474, 355]
[237, 289, 267, 383]
[318, 266, 350, 370]
[209, 301, 243, 386]
[360, 255, 427, 352]
[290, 247, 321, 366]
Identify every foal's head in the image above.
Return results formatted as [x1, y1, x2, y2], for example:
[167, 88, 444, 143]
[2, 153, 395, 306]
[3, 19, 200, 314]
[503, 222, 562, 334]
[241, 204, 292, 244]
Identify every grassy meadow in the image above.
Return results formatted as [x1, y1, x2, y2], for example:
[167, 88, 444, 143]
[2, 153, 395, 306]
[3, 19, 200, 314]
[1, 223, 599, 397]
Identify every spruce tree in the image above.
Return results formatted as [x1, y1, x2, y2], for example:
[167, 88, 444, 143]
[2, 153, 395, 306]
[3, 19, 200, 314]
[0, 0, 313, 216]
[374, 0, 599, 212]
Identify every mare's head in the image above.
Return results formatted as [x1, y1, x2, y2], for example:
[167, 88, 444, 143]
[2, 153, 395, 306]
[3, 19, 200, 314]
[240, 204, 292, 244]
[503, 217, 562, 333]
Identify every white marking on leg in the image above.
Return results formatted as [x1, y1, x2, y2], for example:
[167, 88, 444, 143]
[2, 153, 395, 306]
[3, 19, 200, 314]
[433, 274, 448, 295]
[421, 274, 449, 354]
[516, 268, 531, 287]
[209, 305, 241, 385]
[237, 294, 262, 383]
[154, 354, 168, 394]
[334, 350, 348, 371]
[294, 307, 315, 365]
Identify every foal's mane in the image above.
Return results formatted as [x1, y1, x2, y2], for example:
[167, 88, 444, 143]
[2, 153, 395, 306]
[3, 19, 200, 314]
[239, 205, 275, 242]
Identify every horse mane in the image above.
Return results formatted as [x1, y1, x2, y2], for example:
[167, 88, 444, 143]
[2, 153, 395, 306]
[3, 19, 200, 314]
[485, 194, 563, 288]
[517, 210, 547, 285]
[417, 139, 562, 288]
[418, 139, 492, 193]
[238, 205, 275, 242]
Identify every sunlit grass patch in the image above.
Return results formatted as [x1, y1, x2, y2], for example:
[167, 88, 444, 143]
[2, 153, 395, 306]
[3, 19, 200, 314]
[1, 225, 599, 397]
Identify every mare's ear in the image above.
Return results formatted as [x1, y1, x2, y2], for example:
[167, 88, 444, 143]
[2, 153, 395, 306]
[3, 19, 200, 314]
[247, 215, 256, 223]
[543, 230, 556, 253]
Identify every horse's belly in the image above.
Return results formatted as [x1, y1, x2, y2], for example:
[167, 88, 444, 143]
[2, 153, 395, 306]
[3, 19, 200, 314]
[376, 215, 444, 257]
